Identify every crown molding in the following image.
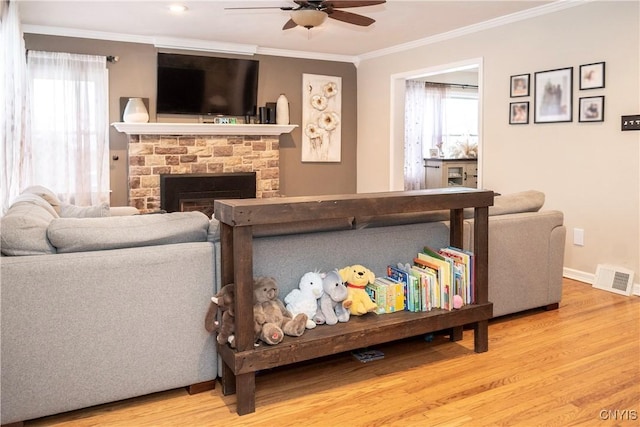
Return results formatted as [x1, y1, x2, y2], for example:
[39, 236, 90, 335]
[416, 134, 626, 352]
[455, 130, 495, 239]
[356, 0, 591, 62]
[256, 46, 357, 64]
[22, 25, 260, 56]
[22, 24, 156, 45]
[23, 1, 590, 64]
[153, 37, 257, 56]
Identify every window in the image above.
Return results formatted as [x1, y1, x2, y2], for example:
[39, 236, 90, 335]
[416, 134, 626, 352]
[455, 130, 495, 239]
[438, 91, 478, 158]
[26, 50, 110, 205]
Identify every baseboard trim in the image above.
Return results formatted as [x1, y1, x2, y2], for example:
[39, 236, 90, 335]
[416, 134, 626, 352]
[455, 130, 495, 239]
[563, 267, 640, 296]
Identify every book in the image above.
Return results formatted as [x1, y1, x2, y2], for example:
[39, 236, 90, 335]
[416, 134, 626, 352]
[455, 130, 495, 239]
[351, 348, 385, 363]
[439, 246, 475, 304]
[377, 276, 405, 313]
[386, 265, 410, 311]
[416, 250, 452, 310]
[411, 261, 438, 310]
[365, 280, 387, 314]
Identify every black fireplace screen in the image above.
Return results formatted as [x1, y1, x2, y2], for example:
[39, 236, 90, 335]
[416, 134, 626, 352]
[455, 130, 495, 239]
[160, 172, 256, 217]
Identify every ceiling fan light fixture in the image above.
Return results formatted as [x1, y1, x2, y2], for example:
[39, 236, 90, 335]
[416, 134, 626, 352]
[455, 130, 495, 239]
[290, 9, 328, 29]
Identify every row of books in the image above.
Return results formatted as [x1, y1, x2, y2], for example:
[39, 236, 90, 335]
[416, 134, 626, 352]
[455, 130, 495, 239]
[365, 245, 475, 314]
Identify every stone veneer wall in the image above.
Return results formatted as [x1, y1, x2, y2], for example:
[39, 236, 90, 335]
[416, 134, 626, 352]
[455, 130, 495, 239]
[127, 134, 279, 212]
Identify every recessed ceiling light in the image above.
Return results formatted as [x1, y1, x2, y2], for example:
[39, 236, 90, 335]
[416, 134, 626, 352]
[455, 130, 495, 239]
[168, 4, 188, 13]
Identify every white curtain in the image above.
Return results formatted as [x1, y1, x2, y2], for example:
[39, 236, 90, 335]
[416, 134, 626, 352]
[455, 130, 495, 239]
[1, 0, 30, 214]
[424, 83, 449, 156]
[26, 50, 110, 205]
[404, 81, 450, 190]
[404, 80, 427, 190]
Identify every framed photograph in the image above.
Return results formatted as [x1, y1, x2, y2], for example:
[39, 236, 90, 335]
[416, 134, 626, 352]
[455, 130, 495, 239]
[579, 61, 605, 90]
[509, 101, 529, 124]
[510, 74, 530, 97]
[579, 96, 604, 122]
[534, 67, 573, 123]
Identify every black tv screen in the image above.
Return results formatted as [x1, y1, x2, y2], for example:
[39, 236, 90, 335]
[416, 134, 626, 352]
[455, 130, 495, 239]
[157, 53, 259, 117]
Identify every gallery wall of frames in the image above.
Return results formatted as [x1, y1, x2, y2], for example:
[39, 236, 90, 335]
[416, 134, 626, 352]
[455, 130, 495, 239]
[508, 61, 605, 125]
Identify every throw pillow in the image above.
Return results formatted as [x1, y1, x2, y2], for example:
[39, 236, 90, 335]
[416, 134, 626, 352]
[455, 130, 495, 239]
[1, 194, 58, 255]
[22, 185, 62, 213]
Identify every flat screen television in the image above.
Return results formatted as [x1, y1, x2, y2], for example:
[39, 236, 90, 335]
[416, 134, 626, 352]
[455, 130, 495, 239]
[156, 53, 259, 117]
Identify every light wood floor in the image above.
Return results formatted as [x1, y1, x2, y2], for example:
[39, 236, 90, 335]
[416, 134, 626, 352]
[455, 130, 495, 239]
[26, 279, 639, 427]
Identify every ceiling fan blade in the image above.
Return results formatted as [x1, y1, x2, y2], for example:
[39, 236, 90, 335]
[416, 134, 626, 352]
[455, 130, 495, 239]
[224, 6, 294, 10]
[283, 18, 298, 30]
[327, 9, 375, 26]
[322, 1, 385, 9]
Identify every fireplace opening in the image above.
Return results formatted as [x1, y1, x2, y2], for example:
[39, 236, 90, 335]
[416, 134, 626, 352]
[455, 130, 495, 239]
[160, 172, 256, 217]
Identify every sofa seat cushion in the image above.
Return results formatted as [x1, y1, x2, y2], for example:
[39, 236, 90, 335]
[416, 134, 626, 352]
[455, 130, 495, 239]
[47, 211, 210, 253]
[1, 194, 58, 256]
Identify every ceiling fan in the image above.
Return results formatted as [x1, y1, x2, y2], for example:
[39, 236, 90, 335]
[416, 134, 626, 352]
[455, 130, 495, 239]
[226, 1, 386, 30]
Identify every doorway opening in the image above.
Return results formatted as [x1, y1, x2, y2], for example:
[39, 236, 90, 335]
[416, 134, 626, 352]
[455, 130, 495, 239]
[389, 58, 483, 191]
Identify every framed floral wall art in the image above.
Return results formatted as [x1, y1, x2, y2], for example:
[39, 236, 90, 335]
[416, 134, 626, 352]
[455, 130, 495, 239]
[302, 74, 342, 162]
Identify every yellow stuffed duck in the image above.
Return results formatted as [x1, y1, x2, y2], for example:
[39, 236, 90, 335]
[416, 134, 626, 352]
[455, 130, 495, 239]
[339, 264, 378, 315]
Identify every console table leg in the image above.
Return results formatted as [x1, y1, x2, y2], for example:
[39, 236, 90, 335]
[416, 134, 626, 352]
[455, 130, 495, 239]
[221, 362, 236, 396]
[474, 320, 489, 353]
[450, 326, 463, 342]
[236, 372, 256, 415]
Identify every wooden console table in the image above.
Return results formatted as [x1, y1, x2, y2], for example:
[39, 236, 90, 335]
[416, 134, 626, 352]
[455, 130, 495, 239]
[214, 188, 494, 415]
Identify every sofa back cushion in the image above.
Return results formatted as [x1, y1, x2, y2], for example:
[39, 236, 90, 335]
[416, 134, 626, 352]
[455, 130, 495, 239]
[47, 211, 211, 253]
[490, 190, 544, 216]
[59, 202, 110, 218]
[1, 194, 58, 256]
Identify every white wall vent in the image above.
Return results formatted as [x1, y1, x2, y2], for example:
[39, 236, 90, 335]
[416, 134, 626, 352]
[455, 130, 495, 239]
[593, 264, 635, 296]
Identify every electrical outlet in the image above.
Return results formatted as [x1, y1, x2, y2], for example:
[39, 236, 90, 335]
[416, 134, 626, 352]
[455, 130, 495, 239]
[621, 115, 640, 131]
[573, 228, 585, 246]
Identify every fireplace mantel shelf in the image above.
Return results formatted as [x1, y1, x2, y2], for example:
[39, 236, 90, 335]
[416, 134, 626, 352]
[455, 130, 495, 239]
[112, 122, 298, 136]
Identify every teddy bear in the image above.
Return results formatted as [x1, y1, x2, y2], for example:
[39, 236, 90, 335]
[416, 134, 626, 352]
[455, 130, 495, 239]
[253, 276, 307, 345]
[314, 269, 350, 326]
[339, 264, 378, 315]
[204, 283, 237, 348]
[284, 271, 324, 329]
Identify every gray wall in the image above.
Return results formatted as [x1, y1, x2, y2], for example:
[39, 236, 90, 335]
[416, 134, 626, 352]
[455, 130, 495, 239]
[24, 34, 357, 206]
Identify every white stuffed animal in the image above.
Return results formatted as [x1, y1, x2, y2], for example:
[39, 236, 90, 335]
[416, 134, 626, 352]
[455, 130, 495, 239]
[284, 271, 324, 329]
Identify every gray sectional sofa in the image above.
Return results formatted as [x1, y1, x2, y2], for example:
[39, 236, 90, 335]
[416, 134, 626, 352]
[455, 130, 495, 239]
[0, 187, 565, 424]
[1, 187, 218, 425]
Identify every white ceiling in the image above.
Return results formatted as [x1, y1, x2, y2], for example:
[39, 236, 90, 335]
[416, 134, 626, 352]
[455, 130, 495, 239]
[19, 0, 563, 62]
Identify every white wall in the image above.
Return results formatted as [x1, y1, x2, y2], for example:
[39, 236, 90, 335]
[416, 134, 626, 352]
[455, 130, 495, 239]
[357, 1, 639, 282]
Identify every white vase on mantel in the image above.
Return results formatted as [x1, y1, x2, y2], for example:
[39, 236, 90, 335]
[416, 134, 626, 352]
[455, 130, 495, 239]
[276, 93, 289, 125]
[123, 97, 149, 123]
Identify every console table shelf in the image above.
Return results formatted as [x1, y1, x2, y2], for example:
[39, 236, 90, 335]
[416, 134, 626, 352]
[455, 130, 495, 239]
[214, 188, 494, 415]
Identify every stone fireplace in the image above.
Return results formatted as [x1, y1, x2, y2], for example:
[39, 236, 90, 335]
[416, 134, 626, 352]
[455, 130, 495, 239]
[125, 131, 282, 213]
